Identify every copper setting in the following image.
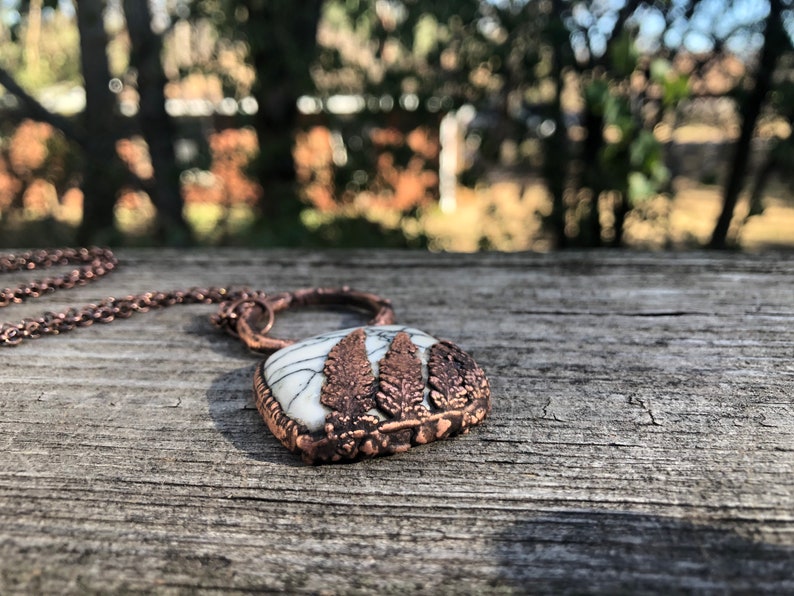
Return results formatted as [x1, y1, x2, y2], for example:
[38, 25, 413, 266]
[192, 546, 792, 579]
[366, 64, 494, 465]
[254, 328, 491, 464]
[213, 287, 396, 353]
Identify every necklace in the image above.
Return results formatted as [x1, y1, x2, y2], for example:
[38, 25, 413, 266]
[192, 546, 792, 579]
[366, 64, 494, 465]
[1, 247, 491, 464]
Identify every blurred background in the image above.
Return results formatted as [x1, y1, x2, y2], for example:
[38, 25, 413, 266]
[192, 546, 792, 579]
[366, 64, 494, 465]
[0, 0, 792, 250]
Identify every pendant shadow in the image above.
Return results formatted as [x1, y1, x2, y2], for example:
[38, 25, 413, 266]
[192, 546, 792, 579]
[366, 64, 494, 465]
[194, 309, 381, 467]
[205, 362, 307, 467]
[495, 509, 794, 593]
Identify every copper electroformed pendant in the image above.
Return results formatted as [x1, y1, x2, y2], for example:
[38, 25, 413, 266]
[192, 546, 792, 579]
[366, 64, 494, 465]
[221, 289, 491, 464]
[254, 325, 491, 464]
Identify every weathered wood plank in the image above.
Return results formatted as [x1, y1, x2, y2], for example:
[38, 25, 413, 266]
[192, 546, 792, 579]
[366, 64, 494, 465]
[1, 249, 793, 594]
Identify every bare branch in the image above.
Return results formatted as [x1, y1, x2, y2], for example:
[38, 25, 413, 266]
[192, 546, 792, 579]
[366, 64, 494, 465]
[0, 66, 85, 147]
[0, 64, 159, 204]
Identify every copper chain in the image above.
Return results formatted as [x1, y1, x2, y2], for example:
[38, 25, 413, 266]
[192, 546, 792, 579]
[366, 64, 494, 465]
[0, 247, 262, 347]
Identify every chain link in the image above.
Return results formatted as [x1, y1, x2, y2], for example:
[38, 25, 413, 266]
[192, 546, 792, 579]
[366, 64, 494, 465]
[0, 247, 262, 347]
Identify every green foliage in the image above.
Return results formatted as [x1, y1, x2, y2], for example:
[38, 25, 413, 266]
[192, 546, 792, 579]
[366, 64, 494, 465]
[0, 5, 81, 92]
[608, 30, 638, 79]
[650, 58, 690, 108]
[545, 1, 682, 247]
[597, 87, 669, 207]
[584, 79, 609, 116]
[315, 0, 546, 107]
[627, 130, 669, 206]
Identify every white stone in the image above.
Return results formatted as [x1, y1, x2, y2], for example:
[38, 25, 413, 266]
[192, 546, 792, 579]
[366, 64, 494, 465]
[263, 325, 439, 431]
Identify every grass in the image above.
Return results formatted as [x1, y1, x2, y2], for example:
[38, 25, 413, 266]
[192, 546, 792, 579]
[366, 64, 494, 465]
[1, 177, 792, 250]
[314, 176, 794, 252]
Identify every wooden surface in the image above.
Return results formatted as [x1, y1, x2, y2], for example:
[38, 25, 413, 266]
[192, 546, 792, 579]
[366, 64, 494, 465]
[1, 249, 793, 594]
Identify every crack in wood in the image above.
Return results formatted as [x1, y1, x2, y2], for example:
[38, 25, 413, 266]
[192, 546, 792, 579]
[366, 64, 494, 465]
[509, 309, 712, 317]
[541, 397, 564, 422]
[627, 395, 663, 426]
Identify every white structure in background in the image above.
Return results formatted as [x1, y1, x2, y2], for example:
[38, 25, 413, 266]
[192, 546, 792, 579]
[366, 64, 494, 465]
[439, 105, 476, 214]
[439, 111, 458, 214]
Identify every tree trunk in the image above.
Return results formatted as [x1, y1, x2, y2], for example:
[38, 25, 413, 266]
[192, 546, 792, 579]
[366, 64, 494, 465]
[123, 0, 192, 245]
[581, 106, 604, 246]
[75, 0, 125, 244]
[242, 0, 324, 243]
[709, 0, 784, 249]
[612, 192, 629, 247]
[746, 151, 775, 219]
[543, 0, 570, 249]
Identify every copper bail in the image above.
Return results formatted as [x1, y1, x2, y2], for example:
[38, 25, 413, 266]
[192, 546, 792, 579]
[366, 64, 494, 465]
[230, 287, 396, 354]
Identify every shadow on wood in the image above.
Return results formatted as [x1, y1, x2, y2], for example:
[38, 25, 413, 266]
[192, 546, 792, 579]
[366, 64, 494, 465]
[496, 510, 794, 592]
[205, 363, 304, 466]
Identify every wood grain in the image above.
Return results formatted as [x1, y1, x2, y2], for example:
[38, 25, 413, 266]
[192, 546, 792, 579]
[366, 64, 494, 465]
[1, 249, 793, 594]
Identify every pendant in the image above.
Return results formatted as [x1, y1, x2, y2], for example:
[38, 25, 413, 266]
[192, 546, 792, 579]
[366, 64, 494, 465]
[213, 288, 492, 465]
[253, 325, 491, 464]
